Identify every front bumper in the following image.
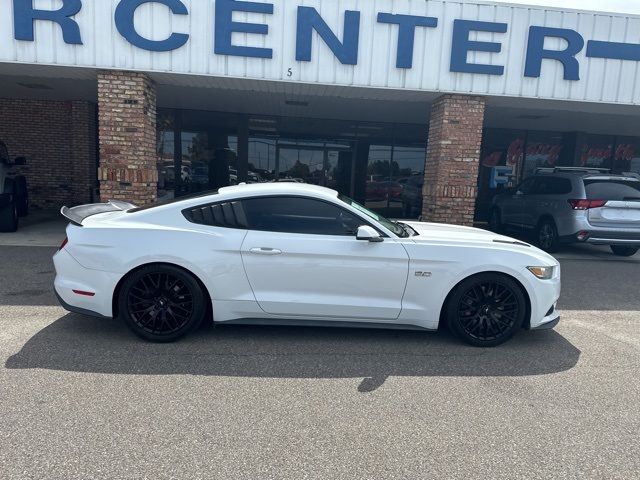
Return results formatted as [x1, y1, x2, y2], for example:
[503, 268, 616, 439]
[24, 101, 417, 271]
[53, 248, 120, 318]
[531, 304, 560, 330]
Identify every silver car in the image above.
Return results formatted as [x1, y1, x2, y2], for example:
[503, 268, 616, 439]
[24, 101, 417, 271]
[490, 168, 640, 256]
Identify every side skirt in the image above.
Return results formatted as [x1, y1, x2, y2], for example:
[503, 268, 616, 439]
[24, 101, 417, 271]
[217, 318, 436, 332]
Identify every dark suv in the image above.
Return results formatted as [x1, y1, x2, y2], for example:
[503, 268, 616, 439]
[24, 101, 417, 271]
[0, 141, 28, 232]
[490, 168, 640, 256]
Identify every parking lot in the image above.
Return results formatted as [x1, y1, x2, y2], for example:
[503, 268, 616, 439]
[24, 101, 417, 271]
[1, 232, 639, 479]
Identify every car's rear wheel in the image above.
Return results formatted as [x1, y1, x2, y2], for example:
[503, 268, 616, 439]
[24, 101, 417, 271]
[447, 273, 526, 347]
[537, 219, 560, 253]
[119, 265, 206, 342]
[610, 245, 639, 257]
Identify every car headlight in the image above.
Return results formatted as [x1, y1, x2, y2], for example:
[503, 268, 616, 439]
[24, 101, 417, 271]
[527, 266, 555, 280]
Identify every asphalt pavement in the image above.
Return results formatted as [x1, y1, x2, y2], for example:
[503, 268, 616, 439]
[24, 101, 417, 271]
[0, 245, 639, 479]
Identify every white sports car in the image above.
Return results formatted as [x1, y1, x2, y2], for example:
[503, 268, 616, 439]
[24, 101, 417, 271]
[54, 183, 561, 346]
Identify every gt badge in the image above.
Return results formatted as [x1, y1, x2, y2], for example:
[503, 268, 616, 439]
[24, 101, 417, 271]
[415, 271, 432, 277]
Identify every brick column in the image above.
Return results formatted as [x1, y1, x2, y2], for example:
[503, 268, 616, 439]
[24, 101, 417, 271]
[421, 94, 486, 226]
[98, 71, 157, 206]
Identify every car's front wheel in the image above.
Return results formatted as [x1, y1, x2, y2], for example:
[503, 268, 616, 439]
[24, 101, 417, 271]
[446, 273, 526, 347]
[119, 265, 206, 342]
[610, 245, 639, 257]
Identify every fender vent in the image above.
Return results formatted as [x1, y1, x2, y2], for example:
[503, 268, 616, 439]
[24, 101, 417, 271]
[493, 239, 530, 247]
[183, 201, 248, 229]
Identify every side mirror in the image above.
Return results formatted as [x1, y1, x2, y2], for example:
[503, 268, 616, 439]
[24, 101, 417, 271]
[356, 225, 383, 243]
[13, 156, 26, 166]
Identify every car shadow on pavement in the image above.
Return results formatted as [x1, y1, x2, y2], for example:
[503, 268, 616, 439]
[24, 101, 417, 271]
[5, 314, 581, 392]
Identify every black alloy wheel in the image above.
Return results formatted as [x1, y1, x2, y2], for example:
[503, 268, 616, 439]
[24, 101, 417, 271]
[537, 219, 560, 253]
[610, 245, 639, 257]
[119, 265, 206, 342]
[447, 273, 526, 347]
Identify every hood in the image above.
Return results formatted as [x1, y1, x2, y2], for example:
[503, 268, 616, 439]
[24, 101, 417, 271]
[403, 221, 517, 243]
[402, 220, 558, 265]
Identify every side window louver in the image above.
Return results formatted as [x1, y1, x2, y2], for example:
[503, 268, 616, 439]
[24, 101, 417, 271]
[183, 201, 248, 229]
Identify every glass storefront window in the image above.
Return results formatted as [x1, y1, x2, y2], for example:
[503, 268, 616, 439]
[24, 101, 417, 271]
[578, 134, 614, 169]
[157, 109, 427, 215]
[365, 142, 426, 219]
[248, 137, 277, 181]
[613, 138, 640, 174]
[521, 132, 564, 179]
[476, 129, 526, 221]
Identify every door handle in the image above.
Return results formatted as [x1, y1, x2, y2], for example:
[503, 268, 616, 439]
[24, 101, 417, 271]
[249, 247, 282, 255]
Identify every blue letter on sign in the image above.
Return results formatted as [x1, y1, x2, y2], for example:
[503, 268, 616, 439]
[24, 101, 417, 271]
[377, 13, 438, 69]
[115, 0, 189, 52]
[13, 0, 82, 44]
[214, 0, 274, 59]
[296, 7, 360, 65]
[524, 27, 584, 80]
[450, 20, 507, 75]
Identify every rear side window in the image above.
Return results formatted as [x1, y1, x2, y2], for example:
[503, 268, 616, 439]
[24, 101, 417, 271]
[183, 201, 248, 228]
[242, 196, 362, 236]
[516, 178, 536, 194]
[584, 180, 640, 201]
[533, 177, 573, 195]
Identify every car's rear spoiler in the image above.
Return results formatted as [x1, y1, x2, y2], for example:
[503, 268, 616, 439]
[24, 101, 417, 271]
[60, 200, 136, 226]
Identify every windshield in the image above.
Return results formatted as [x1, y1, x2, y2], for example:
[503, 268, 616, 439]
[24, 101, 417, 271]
[338, 195, 408, 237]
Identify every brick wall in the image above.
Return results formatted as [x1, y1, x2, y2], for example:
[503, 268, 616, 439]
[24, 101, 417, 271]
[0, 98, 97, 210]
[422, 94, 486, 226]
[97, 70, 158, 206]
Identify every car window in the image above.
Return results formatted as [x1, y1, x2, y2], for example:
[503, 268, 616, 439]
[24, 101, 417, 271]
[242, 196, 363, 236]
[517, 178, 536, 194]
[533, 177, 572, 195]
[584, 180, 640, 201]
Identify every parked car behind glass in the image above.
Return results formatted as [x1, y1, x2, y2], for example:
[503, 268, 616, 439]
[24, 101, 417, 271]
[490, 168, 640, 256]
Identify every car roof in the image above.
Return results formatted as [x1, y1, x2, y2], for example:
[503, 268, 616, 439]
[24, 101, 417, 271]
[535, 171, 640, 181]
[217, 182, 340, 200]
[131, 183, 341, 215]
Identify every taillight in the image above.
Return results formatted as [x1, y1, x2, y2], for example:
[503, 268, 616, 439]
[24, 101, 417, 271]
[59, 237, 68, 250]
[568, 199, 606, 210]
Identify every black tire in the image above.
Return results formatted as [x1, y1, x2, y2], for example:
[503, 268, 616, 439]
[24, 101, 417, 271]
[0, 179, 19, 233]
[537, 218, 560, 253]
[118, 264, 206, 342]
[447, 273, 526, 347]
[488, 207, 503, 233]
[610, 245, 639, 257]
[14, 175, 28, 217]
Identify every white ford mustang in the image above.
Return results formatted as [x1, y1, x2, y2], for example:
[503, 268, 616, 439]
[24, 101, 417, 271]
[54, 183, 561, 346]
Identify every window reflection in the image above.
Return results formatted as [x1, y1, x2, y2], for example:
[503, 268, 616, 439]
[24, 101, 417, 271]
[157, 110, 425, 216]
[365, 144, 426, 218]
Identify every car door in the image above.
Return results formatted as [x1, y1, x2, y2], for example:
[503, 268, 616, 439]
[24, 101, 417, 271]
[502, 178, 536, 226]
[239, 195, 410, 320]
[520, 177, 544, 228]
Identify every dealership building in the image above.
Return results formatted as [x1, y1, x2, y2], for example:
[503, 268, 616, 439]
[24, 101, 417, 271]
[1, 0, 640, 225]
